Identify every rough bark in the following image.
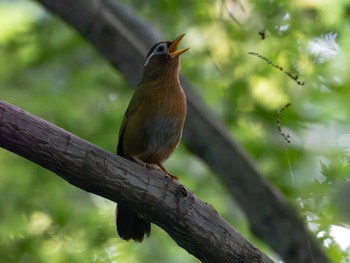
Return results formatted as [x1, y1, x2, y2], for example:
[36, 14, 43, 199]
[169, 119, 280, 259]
[0, 100, 274, 263]
[18, 0, 330, 262]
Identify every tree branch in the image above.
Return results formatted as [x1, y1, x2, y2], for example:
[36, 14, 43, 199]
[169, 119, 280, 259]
[24, 0, 329, 262]
[0, 100, 274, 263]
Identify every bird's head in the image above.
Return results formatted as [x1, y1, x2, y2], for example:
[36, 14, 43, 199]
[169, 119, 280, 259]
[141, 34, 189, 82]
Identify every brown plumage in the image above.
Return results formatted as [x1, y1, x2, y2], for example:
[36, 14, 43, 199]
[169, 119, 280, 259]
[116, 34, 189, 242]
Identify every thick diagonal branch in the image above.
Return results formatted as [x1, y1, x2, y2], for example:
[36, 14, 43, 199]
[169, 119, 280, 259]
[0, 100, 273, 263]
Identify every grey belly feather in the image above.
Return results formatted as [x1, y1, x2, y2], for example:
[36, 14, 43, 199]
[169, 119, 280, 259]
[143, 114, 181, 158]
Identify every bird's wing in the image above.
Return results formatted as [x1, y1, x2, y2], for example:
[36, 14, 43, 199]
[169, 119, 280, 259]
[117, 90, 143, 156]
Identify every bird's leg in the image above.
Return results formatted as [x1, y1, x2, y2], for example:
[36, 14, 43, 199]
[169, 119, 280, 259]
[157, 163, 179, 180]
[131, 157, 158, 171]
[131, 157, 178, 180]
[130, 156, 148, 167]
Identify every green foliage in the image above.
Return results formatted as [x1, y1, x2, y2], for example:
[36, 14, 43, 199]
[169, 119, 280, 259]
[1, 0, 350, 262]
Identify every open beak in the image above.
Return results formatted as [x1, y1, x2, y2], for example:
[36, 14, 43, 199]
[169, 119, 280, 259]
[168, 33, 190, 57]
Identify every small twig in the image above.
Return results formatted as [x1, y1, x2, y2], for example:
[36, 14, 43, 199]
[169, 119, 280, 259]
[248, 52, 305, 86]
[277, 103, 292, 143]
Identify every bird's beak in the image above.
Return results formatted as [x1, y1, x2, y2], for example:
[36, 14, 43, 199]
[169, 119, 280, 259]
[168, 33, 190, 57]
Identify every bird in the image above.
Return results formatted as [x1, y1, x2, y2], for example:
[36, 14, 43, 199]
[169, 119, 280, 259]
[116, 34, 189, 242]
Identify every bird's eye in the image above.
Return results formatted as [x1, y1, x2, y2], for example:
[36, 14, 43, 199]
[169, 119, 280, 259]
[155, 44, 167, 54]
[143, 43, 167, 67]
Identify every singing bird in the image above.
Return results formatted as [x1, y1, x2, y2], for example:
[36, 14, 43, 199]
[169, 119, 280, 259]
[116, 34, 189, 242]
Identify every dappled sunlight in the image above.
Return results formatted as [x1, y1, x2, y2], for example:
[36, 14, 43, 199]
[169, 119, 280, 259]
[308, 33, 339, 63]
[0, 1, 42, 42]
[28, 211, 52, 235]
[41, 237, 64, 259]
[218, 0, 252, 25]
[330, 226, 350, 250]
[295, 54, 315, 77]
[237, 116, 265, 138]
[250, 77, 288, 110]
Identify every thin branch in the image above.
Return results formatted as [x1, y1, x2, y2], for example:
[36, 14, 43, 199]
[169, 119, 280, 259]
[248, 52, 305, 86]
[0, 100, 273, 263]
[277, 103, 292, 143]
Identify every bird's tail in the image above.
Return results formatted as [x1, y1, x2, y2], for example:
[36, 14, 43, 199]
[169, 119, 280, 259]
[116, 203, 151, 242]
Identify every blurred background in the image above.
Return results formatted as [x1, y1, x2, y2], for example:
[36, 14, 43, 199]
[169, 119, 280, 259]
[1, 0, 350, 262]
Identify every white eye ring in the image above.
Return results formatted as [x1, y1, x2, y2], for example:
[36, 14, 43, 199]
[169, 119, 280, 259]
[144, 43, 168, 67]
[154, 43, 167, 54]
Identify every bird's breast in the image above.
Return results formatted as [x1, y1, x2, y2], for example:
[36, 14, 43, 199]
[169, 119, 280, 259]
[143, 113, 183, 159]
[122, 79, 187, 164]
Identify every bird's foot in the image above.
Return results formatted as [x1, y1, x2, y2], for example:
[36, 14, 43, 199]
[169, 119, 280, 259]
[157, 163, 178, 180]
[131, 157, 179, 180]
[145, 163, 159, 170]
[166, 173, 179, 180]
[145, 163, 178, 180]
[132, 157, 158, 171]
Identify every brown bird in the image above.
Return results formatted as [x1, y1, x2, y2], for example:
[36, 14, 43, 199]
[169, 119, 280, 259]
[116, 34, 189, 242]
